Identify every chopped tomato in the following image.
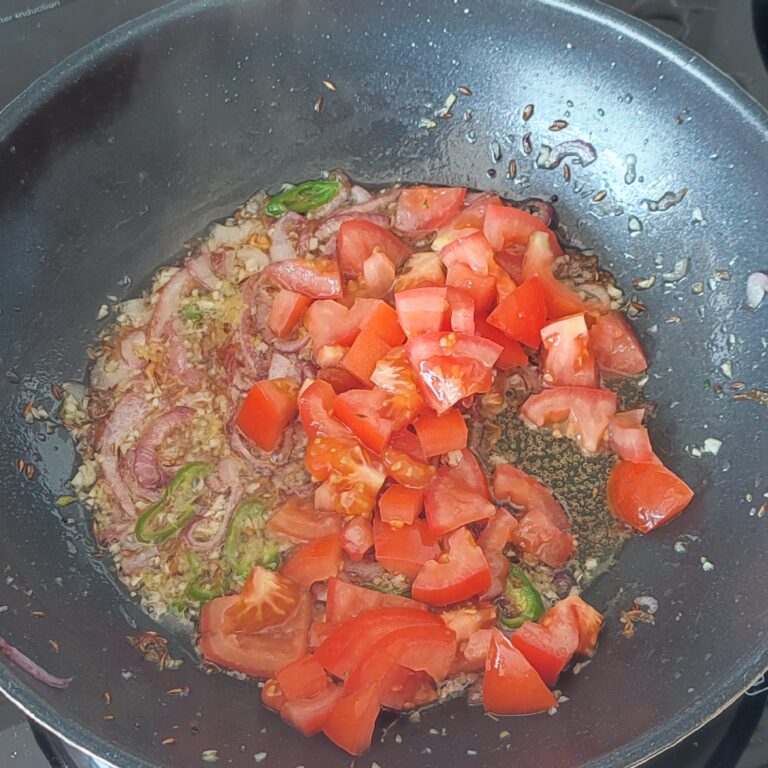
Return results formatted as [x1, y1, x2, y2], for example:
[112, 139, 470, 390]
[474, 316, 528, 369]
[494, 247, 525, 284]
[608, 409, 657, 463]
[333, 387, 396, 453]
[432, 194, 503, 250]
[508, 508, 575, 568]
[440, 231, 494, 275]
[316, 365, 360, 394]
[607, 460, 693, 532]
[395, 287, 450, 337]
[483, 629, 558, 716]
[281, 534, 342, 589]
[315, 344, 346, 368]
[487, 277, 548, 349]
[199, 590, 311, 678]
[393, 251, 446, 293]
[378, 483, 424, 526]
[483, 204, 563, 256]
[445, 263, 498, 314]
[267, 289, 312, 338]
[221, 567, 301, 634]
[341, 516, 374, 562]
[540, 313, 597, 387]
[389, 427, 428, 461]
[446, 287, 476, 334]
[424, 464, 495, 536]
[406, 331, 502, 412]
[236, 378, 298, 452]
[350, 249, 396, 299]
[413, 409, 468, 458]
[493, 464, 570, 531]
[411, 527, 491, 605]
[341, 326, 392, 385]
[440, 604, 497, 642]
[452, 627, 494, 673]
[490, 258, 518, 302]
[589, 310, 647, 376]
[521, 386, 618, 453]
[511, 614, 579, 686]
[446, 448, 492, 500]
[322, 685, 380, 756]
[269, 258, 342, 299]
[337, 219, 410, 277]
[373, 517, 440, 578]
[267, 496, 342, 543]
[304, 298, 401, 351]
[381, 445, 436, 489]
[261, 678, 287, 711]
[325, 577, 427, 624]
[380, 667, 437, 710]
[282, 684, 344, 737]
[276, 654, 328, 700]
[477, 508, 518, 599]
[371, 348, 425, 427]
[522, 231, 585, 318]
[395, 186, 467, 233]
[541, 595, 604, 657]
[297, 379, 348, 439]
[360, 301, 405, 346]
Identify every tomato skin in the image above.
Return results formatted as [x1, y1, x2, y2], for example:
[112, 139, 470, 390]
[395, 186, 467, 233]
[380, 667, 437, 710]
[378, 483, 424, 526]
[325, 577, 427, 624]
[281, 534, 343, 589]
[393, 251, 446, 292]
[333, 387, 396, 454]
[510, 508, 575, 568]
[322, 685, 380, 756]
[511, 614, 579, 686]
[493, 464, 570, 531]
[360, 301, 406, 346]
[412, 527, 491, 606]
[494, 247, 525, 284]
[432, 194, 503, 250]
[424, 465, 495, 536]
[298, 379, 348, 439]
[267, 496, 342, 543]
[477, 509, 517, 599]
[340, 516, 374, 562]
[267, 289, 312, 338]
[282, 683, 344, 737]
[373, 517, 440, 578]
[269, 258, 343, 299]
[316, 365, 360, 394]
[413, 409, 468, 457]
[589, 310, 647, 376]
[483, 629, 558, 715]
[522, 231, 585, 318]
[446, 263, 498, 314]
[487, 277, 548, 349]
[540, 313, 597, 388]
[608, 409, 657, 463]
[395, 287, 450, 337]
[541, 595, 604, 658]
[521, 386, 618, 453]
[447, 448, 492, 500]
[337, 219, 410, 277]
[474, 316, 528, 369]
[440, 231, 494, 275]
[484, 204, 563, 256]
[236, 378, 298, 452]
[382, 445, 435, 489]
[276, 654, 328, 700]
[607, 460, 693, 532]
[341, 326, 392, 385]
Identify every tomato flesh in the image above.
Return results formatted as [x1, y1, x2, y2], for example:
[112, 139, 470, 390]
[511, 614, 579, 686]
[267, 496, 341, 543]
[540, 313, 597, 387]
[341, 516, 375, 562]
[493, 464, 570, 531]
[522, 232, 585, 318]
[413, 409, 468, 458]
[281, 534, 343, 589]
[395, 186, 467, 232]
[487, 277, 548, 349]
[483, 204, 563, 256]
[268, 289, 312, 338]
[424, 464, 495, 536]
[608, 409, 657, 463]
[440, 231, 494, 275]
[269, 258, 343, 299]
[236, 378, 298, 452]
[341, 326, 392, 385]
[333, 387, 396, 453]
[325, 577, 427, 624]
[337, 219, 410, 277]
[276, 654, 328, 700]
[474, 316, 528, 369]
[378, 483, 424, 526]
[373, 517, 440, 578]
[589, 310, 647, 376]
[541, 595, 604, 658]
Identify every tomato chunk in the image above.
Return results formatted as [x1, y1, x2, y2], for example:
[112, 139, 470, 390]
[393, 251, 446, 292]
[508, 508, 575, 568]
[236, 378, 298, 452]
[395, 186, 467, 232]
[540, 313, 597, 387]
[522, 232, 585, 318]
[281, 534, 342, 589]
[395, 287, 450, 337]
[267, 289, 312, 338]
[445, 263, 498, 314]
[440, 231, 494, 275]
[607, 460, 693, 532]
[477, 509, 518, 599]
[269, 258, 342, 299]
[424, 464, 495, 536]
[487, 277, 548, 349]
[413, 409, 468, 458]
[412, 527, 491, 606]
[340, 516, 374, 562]
[276, 654, 328, 700]
[484, 204, 563, 256]
[337, 219, 410, 277]
[322, 685, 380, 755]
[298, 379, 348, 439]
[608, 409, 657, 463]
[511, 614, 579, 686]
[483, 629, 558, 715]
[341, 326, 392, 385]
[378, 483, 424, 526]
[432, 193, 502, 250]
[282, 684, 344, 737]
[589, 310, 647, 376]
[474, 316, 528, 369]
[493, 464, 570, 531]
[541, 595, 604, 658]
[361, 301, 406, 346]
[325, 577, 427, 624]
[333, 387, 396, 454]
[521, 386, 617, 453]
[373, 517, 440, 578]
[267, 496, 342, 543]
[370, 348, 425, 427]
[446, 448, 492, 499]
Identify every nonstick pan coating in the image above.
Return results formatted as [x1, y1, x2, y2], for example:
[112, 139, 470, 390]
[0, 1, 766, 766]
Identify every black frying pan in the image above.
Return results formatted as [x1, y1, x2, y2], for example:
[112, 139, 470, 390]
[0, 1, 766, 766]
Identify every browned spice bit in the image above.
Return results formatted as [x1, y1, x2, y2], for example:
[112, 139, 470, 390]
[522, 104, 534, 121]
[591, 485, 599, 500]
[665, 315, 682, 324]
[48, 639, 60, 653]
[22, 400, 34, 419]
[313, 96, 324, 114]
[458, 85, 473, 96]
[562, 163, 571, 183]
[734, 389, 768, 406]
[464, 109, 473, 122]
[30, 610, 45, 618]
[321, 80, 336, 91]
[712, 384, 723, 395]
[103, 691, 112, 706]
[167, 686, 190, 697]
[629, 300, 647, 314]
[591, 190, 607, 203]
[127, 631, 181, 670]
[16, 457, 26, 474]
[507, 159, 517, 180]
[50, 383, 63, 401]
[758, 502, 767, 519]
[674, 115, 684, 125]
[619, 606, 655, 638]
[25, 463, 36, 480]
[162, 737, 177, 746]
[103, 714, 115, 722]
[730, 382, 746, 391]
[522, 133, 533, 155]
[549, 119, 568, 132]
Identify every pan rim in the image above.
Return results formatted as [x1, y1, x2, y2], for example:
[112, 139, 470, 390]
[0, 0, 766, 766]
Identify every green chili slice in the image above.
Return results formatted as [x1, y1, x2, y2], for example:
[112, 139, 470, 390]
[134, 461, 213, 544]
[498, 565, 545, 629]
[186, 573, 224, 603]
[223, 498, 281, 580]
[265, 179, 342, 217]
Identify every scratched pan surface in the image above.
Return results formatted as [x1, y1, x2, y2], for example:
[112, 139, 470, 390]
[0, 0, 766, 766]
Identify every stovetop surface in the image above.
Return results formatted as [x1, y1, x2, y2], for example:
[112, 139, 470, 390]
[0, 0, 766, 766]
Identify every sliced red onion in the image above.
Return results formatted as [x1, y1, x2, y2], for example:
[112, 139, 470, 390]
[0, 636, 72, 689]
[206, 454, 245, 494]
[237, 309, 271, 381]
[120, 546, 159, 576]
[242, 272, 275, 337]
[187, 249, 219, 290]
[210, 249, 237, 279]
[149, 268, 189, 340]
[579, 283, 611, 314]
[184, 488, 244, 553]
[206, 220, 256, 250]
[165, 319, 204, 387]
[132, 406, 195, 490]
[268, 351, 300, 381]
[340, 187, 400, 216]
[98, 394, 153, 517]
[268, 212, 304, 262]
[313, 211, 389, 243]
[537, 140, 597, 170]
[350, 185, 373, 205]
[517, 198, 556, 227]
[230, 426, 273, 475]
[96, 520, 134, 545]
[119, 328, 147, 370]
[746, 272, 768, 309]
[319, 234, 337, 258]
[273, 336, 310, 354]
[89, 353, 135, 391]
